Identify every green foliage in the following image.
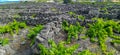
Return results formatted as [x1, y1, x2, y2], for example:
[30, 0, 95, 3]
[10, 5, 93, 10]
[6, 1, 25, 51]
[77, 15, 85, 21]
[78, 50, 95, 55]
[62, 20, 83, 43]
[19, 22, 27, 28]
[110, 36, 120, 40]
[106, 51, 115, 55]
[86, 18, 120, 54]
[63, 0, 72, 4]
[27, 25, 43, 46]
[100, 7, 109, 14]
[87, 18, 108, 53]
[0, 38, 9, 46]
[54, 0, 63, 3]
[38, 40, 79, 55]
[36, 0, 48, 2]
[27, 25, 43, 39]
[68, 11, 76, 16]
[68, 11, 85, 21]
[0, 20, 26, 35]
[51, 7, 57, 12]
[13, 14, 21, 18]
[111, 40, 120, 44]
[30, 14, 37, 19]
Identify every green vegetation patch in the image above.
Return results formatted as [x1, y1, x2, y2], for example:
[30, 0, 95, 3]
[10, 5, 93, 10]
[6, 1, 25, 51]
[38, 40, 95, 55]
[35, 0, 49, 2]
[0, 20, 27, 46]
[68, 11, 85, 21]
[86, 18, 120, 54]
[78, 50, 95, 55]
[0, 38, 9, 46]
[27, 25, 43, 39]
[38, 40, 79, 55]
[27, 25, 44, 46]
[0, 20, 27, 35]
[13, 14, 21, 19]
[111, 40, 120, 44]
[62, 20, 84, 43]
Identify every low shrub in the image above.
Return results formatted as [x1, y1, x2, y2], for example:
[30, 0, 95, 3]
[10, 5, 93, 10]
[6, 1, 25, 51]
[86, 18, 120, 54]
[78, 50, 95, 55]
[68, 11, 85, 21]
[0, 20, 27, 35]
[38, 40, 79, 55]
[62, 20, 84, 43]
[0, 38, 9, 46]
[27, 25, 43, 39]
[27, 25, 43, 46]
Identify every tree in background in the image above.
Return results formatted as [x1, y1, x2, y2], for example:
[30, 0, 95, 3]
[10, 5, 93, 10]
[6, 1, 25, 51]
[35, 0, 119, 3]
[63, 0, 72, 4]
[36, 0, 48, 2]
[54, 0, 63, 3]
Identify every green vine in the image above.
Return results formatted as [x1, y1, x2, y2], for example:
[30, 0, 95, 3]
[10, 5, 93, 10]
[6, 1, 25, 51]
[0, 38, 9, 46]
[38, 40, 79, 55]
[0, 20, 27, 35]
[86, 18, 120, 54]
[27, 25, 43, 46]
[62, 20, 84, 43]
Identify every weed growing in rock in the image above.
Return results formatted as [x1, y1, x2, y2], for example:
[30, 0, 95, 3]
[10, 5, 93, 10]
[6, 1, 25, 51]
[100, 7, 109, 14]
[13, 14, 21, 19]
[19, 22, 27, 28]
[68, 11, 85, 21]
[0, 38, 9, 46]
[30, 14, 37, 18]
[51, 7, 57, 12]
[68, 11, 76, 16]
[38, 40, 79, 55]
[86, 18, 120, 54]
[111, 40, 120, 44]
[110, 36, 120, 40]
[77, 15, 85, 21]
[62, 20, 83, 43]
[78, 50, 95, 55]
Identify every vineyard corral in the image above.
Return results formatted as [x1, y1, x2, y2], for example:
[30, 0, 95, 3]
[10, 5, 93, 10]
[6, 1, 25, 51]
[0, 2, 120, 55]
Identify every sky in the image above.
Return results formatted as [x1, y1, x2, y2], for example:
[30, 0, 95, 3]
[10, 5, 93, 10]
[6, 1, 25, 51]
[0, 0, 19, 2]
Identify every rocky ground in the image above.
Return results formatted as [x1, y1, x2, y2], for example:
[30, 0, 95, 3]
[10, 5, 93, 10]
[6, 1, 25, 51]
[0, 2, 120, 55]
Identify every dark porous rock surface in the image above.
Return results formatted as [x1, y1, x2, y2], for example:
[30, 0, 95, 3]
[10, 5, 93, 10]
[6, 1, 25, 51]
[0, 2, 120, 55]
